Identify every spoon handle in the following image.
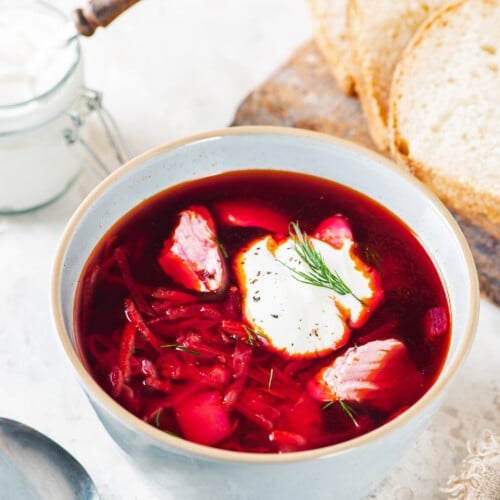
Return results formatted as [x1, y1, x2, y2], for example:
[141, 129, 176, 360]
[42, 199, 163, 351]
[73, 0, 141, 36]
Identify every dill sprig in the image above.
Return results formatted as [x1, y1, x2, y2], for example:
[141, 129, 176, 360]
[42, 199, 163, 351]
[242, 325, 257, 346]
[362, 246, 382, 272]
[216, 238, 228, 259]
[322, 400, 359, 427]
[154, 409, 162, 428]
[321, 401, 335, 410]
[154, 410, 180, 437]
[283, 222, 360, 302]
[338, 400, 359, 427]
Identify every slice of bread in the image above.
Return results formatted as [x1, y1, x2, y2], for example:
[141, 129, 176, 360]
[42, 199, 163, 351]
[308, 0, 357, 96]
[389, 0, 500, 236]
[232, 39, 499, 303]
[347, 0, 448, 151]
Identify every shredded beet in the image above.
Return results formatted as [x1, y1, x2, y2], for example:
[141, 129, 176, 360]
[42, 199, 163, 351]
[118, 322, 136, 382]
[114, 247, 154, 315]
[423, 306, 449, 340]
[124, 298, 162, 352]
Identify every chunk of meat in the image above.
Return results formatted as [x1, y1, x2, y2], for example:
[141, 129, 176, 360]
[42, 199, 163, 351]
[308, 338, 424, 412]
[423, 306, 449, 340]
[158, 206, 227, 293]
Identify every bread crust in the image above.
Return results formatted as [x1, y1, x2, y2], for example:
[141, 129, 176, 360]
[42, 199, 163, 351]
[233, 39, 499, 304]
[389, 0, 500, 236]
[348, 0, 450, 153]
[308, 0, 357, 96]
[346, 0, 388, 151]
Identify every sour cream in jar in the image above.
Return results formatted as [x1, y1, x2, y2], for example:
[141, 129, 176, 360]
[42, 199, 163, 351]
[0, 0, 126, 213]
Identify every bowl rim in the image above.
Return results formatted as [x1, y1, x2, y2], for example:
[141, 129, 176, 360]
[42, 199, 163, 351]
[51, 125, 479, 464]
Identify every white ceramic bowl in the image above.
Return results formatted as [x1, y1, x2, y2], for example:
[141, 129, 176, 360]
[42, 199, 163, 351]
[51, 126, 479, 500]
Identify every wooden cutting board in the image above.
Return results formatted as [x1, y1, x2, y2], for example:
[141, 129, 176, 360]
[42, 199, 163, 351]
[232, 40, 499, 305]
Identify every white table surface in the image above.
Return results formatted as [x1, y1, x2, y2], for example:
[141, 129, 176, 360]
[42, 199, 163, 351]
[1, 1, 498, 499]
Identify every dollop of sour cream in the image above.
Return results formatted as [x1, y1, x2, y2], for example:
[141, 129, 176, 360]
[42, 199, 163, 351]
[235, 233, 381, 358]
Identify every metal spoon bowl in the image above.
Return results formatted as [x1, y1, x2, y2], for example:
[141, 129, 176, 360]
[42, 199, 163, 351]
[0, 418, 98, 500]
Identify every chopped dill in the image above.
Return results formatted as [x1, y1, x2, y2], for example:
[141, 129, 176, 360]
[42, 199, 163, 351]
[243, 325, 261, 346]
[216, 238, 228, 258]
[322, 400, 359, 427]
[154, 409, 179, 437]
[339, 400, 359, 427]
[322, 401, 334, 410]
[362, 246, 382, 272]
[154, 409, 162, 428]
[160, 343, 200, 355]
[267, 368, 274, 390]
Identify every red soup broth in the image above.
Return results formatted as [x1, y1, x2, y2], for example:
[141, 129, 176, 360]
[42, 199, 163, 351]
[75, 170, 450, 453]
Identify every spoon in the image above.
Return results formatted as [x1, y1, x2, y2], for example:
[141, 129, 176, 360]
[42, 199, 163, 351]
[73, 0, 142, 38]
[50, 0, 143, 48]
[0, 418, 99, 500]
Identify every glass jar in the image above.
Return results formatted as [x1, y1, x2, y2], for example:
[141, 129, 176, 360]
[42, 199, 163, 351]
[0, 0, 128, 213]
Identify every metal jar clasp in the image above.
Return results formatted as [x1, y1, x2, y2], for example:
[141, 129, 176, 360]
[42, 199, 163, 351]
[63, 87, 131, 179]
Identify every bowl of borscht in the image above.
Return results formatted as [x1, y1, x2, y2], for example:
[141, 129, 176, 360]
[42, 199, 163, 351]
[51, 126, 479, 499]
